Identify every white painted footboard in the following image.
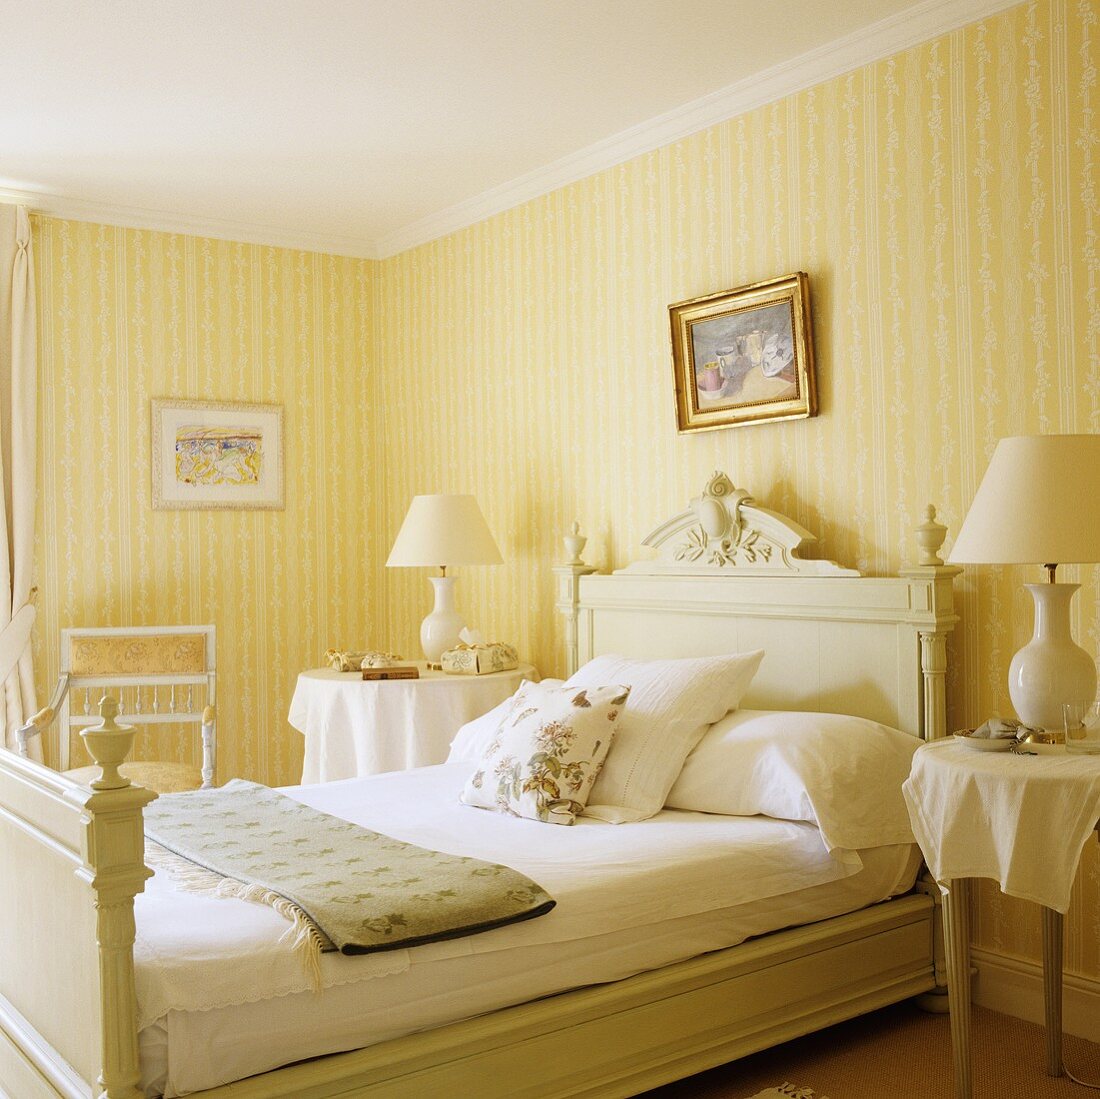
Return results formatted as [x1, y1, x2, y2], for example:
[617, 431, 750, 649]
[0, 740, 153, 1099]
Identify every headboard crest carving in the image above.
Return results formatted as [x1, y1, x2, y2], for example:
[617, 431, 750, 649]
[618, 471, 859, 577]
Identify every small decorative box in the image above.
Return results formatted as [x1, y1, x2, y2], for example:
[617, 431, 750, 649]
[441, 641, 519, 676]
[324, 649, 372, 672]
[324, 649, 402, 672]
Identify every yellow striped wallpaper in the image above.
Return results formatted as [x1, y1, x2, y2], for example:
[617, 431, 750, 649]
[28, 0, 1100, 986]
[376, 0, 1100, 981]
[33, 219, 382, 786]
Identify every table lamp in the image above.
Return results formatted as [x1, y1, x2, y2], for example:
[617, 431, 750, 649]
[949, 434, 1100, 741]
[386, 494, 503, 665]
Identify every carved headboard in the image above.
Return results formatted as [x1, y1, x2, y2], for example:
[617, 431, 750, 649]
[555, 473, 960, 740]
[622, 471, 859, 577]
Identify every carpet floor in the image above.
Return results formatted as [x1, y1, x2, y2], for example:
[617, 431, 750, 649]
[640, 1002, 1100, 1098]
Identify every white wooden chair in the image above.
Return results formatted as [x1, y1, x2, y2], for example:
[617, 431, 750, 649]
[16, 624, 217, 793]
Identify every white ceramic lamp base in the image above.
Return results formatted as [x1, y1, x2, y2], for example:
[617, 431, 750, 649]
[420, 575, 465, 665]
[1009, 582, 1097, 735]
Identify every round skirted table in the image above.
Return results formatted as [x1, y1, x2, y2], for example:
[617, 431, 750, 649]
[289, 662, 536, 783]
[903, 738, 1100, 1099]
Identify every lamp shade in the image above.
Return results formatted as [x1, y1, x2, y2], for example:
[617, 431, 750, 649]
[386, 494, 503, 568]
[948, 434, 1100, 565]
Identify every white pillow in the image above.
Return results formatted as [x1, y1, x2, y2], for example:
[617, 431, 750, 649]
[666, 709, 920, 853]
[566, 651, 765, 823]
[460, 680, 630, 825]
[447, 681, 565, 762]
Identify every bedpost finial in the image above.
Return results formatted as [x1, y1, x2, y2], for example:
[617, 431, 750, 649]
[563, 522, 588, 567]
[915, 504, 948, 567]
[80, 695, 137, 790]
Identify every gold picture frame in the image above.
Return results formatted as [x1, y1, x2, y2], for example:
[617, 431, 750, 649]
[670, 271, 816, 433]
[151, 398, 284, 510]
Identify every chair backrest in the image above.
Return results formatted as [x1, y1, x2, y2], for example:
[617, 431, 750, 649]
[59, 625, 217, 785]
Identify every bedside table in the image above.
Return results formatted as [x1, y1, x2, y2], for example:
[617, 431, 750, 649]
[289, 662, 536, 783]
[903, 739, 1100, 1099]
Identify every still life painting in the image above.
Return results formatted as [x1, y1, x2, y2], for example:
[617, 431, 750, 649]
[152, 399, 284, 510]
[669, 272, 816, 432]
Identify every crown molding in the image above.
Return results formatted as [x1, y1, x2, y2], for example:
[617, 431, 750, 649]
[375, 0, 1020, 258]
[0, 186, 380, 260]
[5, 0, 1019, 261]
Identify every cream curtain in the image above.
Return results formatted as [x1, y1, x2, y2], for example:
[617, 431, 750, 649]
[0, 205, 38, 753]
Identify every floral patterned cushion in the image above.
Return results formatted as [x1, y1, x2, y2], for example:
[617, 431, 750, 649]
[461, 680, 631, 825]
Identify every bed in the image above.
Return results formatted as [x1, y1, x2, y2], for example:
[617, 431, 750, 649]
[0, 473, 960, 1099]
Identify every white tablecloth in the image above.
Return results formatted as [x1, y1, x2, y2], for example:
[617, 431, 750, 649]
[902, 739, 1100, 912]
[289, 663, 536, 782]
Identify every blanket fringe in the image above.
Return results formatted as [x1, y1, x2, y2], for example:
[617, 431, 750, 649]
[145, 841, 325, 990]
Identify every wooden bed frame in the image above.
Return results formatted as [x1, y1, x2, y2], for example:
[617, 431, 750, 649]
[0, 473, 960, 1099]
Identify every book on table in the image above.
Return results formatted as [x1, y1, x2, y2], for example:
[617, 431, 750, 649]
[361, 666, 419, 681]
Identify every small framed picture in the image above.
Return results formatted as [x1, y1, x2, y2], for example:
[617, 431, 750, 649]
[669, 272, 816, 433]
[151, 399, 284, 510]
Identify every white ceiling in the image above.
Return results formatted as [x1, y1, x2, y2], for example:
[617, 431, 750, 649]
[1, 0, 1015, 258]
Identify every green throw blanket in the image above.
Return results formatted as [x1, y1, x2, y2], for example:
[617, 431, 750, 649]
[144, 780, 555, 971]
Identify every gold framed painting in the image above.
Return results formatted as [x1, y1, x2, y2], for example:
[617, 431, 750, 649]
[151, 398, 284, 510]
[669, 271, 816, 433]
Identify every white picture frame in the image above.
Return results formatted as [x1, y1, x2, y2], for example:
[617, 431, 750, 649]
[151, 398, 284, 510]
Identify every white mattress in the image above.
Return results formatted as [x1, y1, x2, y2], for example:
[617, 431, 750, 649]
[135, 763, 921, 1097]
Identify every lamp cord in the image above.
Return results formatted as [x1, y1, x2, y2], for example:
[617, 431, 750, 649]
[1065, 1064, 1100, 1089]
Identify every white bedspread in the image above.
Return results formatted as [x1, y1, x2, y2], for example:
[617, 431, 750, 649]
[135, 763, 922, 1096]
[134, 763, 861, 1029]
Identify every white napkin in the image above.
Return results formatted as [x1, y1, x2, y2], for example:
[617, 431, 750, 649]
[969, 716, 1026, 740]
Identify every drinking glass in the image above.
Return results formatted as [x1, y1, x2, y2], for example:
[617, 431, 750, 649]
[1063, 700, 1100, 755]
